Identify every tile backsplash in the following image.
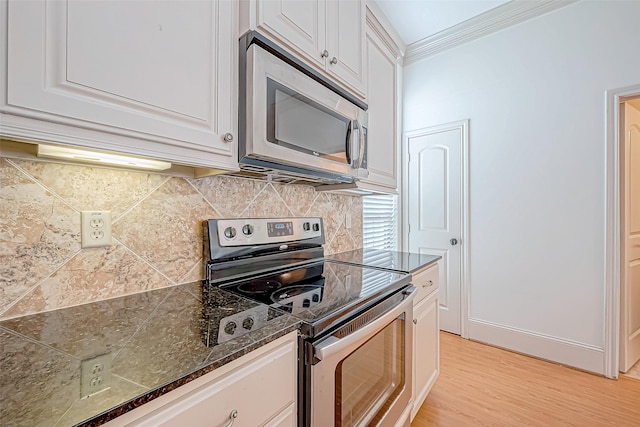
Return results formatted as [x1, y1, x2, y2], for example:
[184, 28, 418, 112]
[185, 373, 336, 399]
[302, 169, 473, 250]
[0, 156, 363, 320]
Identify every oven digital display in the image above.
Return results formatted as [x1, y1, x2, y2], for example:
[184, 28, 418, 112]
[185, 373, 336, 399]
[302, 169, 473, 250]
[267, 221, 294, 237]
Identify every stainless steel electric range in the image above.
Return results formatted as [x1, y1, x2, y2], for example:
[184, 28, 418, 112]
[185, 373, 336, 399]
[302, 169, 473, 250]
[204, 217, 416, 427]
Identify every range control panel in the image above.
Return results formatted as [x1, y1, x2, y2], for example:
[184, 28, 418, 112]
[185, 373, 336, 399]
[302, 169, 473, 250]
[267, 221, 294, 237]
[216, 217, 323, 246]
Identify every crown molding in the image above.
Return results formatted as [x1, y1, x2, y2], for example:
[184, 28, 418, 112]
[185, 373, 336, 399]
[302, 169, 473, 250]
[404, 0, 579, 65]
[366, 2, 406, 60]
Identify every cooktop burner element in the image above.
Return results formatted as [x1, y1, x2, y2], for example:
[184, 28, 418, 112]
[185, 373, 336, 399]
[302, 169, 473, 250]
[271, 285, 322, 302]
[238, 279, 282, 294]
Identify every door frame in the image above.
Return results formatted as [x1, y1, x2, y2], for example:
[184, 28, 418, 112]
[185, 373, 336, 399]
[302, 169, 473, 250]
[401, 119, 470, 338]
[605, 84, 640, 379]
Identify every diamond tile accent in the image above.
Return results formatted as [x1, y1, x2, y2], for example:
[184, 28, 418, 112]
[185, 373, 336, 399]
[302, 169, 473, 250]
[327, 224, 358, 254]
[2, 243, 173, 318]
[348, 197, 363, 246]
[307, 193, 340, 246]
[113, 178, 219, 282]
[0, 154, 363, 320]
[12, 159, 167, 219]
[328, 193, 352, 221]
[242, 184, 293, 218]
[274, 183, 319, 216]
[191, 175, 266, 218]
[0, 159, 81, 315]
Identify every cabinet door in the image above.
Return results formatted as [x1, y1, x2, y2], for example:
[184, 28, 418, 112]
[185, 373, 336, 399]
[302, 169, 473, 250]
[264, 403, 296, 427]
[4, 0, 237, 169]
[362, 22, 398, 190]
[411, 291, 440, 421]
[257, 0, 326, 69]
[325, 0, 366, 96]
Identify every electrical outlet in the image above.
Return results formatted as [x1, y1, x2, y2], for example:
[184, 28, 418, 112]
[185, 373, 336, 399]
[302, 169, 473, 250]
[80, 353, 111, 398]
[81, 211, 112, 248]
[345, 212, 352, 229]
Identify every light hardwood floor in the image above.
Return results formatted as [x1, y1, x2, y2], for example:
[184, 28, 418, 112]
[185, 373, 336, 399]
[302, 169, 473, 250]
[412, 332, 640, 426]
[626, 359, 640, 381]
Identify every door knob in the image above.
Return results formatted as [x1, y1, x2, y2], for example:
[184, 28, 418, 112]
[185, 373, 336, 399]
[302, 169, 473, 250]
[321, 50, 329, 58]
[330, 57, 338, 65]
[450, 238, 458, 246]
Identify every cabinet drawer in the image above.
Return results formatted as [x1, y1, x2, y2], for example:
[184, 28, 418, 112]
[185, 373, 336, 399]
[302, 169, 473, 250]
[107, 332, 297, 427]
[412, 263, 439, 304]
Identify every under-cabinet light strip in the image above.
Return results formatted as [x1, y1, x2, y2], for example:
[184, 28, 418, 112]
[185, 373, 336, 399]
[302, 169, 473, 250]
[37, 144, 172, 171]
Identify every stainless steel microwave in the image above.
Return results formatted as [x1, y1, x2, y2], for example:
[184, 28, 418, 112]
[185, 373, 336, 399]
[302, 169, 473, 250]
[239, 32, 368, 184]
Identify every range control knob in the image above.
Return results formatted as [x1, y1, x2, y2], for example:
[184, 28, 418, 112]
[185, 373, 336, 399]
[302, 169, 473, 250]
[312, 223, 320, 232]
[224, 321, 237, 335]
[303, 222, 311, 231]
[242, 317, 254, 330]
[223, 227, 236, 239]
[242, 224, 254, 236]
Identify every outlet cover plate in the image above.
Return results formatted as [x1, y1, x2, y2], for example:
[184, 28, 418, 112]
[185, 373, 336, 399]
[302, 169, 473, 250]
[80, 353, 112, 398]
[81, 211, 112, 249]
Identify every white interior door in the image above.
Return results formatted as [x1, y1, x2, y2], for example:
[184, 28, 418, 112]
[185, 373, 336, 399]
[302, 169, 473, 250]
[407, 121, 467, 335]
[621, 101, 640, 372]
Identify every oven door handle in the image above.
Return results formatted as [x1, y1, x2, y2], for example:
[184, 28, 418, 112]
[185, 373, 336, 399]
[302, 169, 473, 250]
[314, 287, 416, 362]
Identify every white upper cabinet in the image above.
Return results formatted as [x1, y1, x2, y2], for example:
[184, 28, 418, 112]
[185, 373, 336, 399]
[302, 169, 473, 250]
[324, 0, 365, 96]
[244, 0, 366, 98]
[1, 0, 238, 170]
[359, 6, 401, 192]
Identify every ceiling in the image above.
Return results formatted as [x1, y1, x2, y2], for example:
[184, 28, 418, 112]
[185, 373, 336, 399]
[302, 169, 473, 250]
[372, 0, 577, 63]
[374, 0, 510, 46]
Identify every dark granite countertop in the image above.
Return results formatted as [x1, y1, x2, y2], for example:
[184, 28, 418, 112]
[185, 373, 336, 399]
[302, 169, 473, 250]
[326, 249, 440, 274]
[0, 281, 300, 427]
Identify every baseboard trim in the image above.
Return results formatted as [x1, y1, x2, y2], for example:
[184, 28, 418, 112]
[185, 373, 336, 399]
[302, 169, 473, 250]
[468, 319, 604, 375]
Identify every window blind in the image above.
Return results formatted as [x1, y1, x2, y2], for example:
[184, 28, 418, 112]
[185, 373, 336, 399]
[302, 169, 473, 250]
[362, 194, 398, 250]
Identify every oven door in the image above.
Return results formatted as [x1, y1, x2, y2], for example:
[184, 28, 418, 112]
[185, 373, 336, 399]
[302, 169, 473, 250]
[310, 287, 415, 427]
[244, 43, 368, 179]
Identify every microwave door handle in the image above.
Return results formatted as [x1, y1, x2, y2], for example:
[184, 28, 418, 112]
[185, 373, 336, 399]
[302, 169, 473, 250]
[313, 287, 416, 362]
[345, 120, 353, 164]
[355, 120, 365, 169]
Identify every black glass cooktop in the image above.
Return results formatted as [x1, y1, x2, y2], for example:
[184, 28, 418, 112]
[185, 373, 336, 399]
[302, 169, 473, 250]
[219, 260, 411, 338]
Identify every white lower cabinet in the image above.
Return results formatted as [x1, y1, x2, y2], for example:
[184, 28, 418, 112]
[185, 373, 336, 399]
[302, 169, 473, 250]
[105, 331, 297, 427]
[264, 403, 296, 427]
[1, 0, 238, 170]
[411, 264, 440, 421]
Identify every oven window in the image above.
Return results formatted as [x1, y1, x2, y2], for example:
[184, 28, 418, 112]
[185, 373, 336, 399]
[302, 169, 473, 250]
[335, 317, 405, 426]
[266, 78, 350, 164]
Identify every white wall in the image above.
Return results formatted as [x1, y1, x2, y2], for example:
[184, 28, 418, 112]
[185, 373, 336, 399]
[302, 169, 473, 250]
[403, 0, 640, 373]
